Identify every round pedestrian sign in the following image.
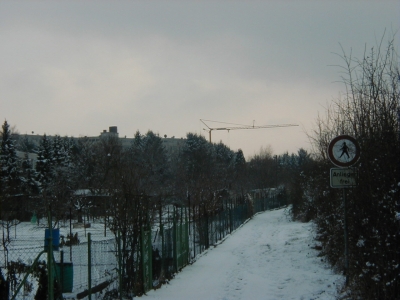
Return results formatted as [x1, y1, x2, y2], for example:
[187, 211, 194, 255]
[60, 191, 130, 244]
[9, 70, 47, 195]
[327, 135, 360, 167]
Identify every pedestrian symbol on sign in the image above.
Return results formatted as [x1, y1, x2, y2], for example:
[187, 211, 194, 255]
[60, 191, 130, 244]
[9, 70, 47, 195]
[339, 142, 350, 159]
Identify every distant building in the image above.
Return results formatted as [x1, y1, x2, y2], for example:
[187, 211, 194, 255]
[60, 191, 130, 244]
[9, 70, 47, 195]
[16, 126, 186, 160]
[97, 126, 185, 155]
[100, 126, 119, 138]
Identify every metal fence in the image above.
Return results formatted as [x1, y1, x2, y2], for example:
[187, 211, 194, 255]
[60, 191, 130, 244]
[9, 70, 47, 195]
[2, 191, 286, 299]
[0, 236, 44, 299]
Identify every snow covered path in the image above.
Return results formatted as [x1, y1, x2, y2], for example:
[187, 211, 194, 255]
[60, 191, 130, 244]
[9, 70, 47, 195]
[145, 208, 342, 300]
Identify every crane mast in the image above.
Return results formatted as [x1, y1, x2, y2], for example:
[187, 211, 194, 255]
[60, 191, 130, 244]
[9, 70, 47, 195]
[200, 119, 298, 143]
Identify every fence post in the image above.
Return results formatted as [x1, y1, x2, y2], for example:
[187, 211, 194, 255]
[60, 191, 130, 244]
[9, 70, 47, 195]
[210, 213, 214, 246]
[60, 250, 64, 294]
[180, 207, 183, 268]
[192, 205, 196, 259]
[47, 210, 54, 300]
[173, 208, 177, 273]
[117, 231, 122, 300]
[47, 234, 53, 300]
[204, 204, 209, 249]
[179, 210, 183, 268]
[229, 201, 233, 233]
[161, 224, 165, 275]
[88, 232, 92, 300]
[185, 208, 189, 265]
[141, 226, 153, 293]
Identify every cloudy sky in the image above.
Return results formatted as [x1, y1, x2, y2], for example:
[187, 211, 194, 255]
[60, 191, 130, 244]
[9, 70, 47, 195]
[1, 1, 398, 157]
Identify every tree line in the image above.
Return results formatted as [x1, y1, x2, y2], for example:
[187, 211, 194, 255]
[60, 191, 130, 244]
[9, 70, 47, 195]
[1, 122, 305, 296]
[1, 124, 303, 243]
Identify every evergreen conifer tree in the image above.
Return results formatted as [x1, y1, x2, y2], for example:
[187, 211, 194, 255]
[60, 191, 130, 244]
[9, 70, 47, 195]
[130, 130, 145, 168]
[0, 120, 22, 198]
[0, 120, 24, 242]
[21, 152, 40, 196]
[35, 134, 54, 189]
[61, 136, 75, 167]
[232, 149, 246, 191]
[52, 135, 64, 166]
[142, 131, 168, 187]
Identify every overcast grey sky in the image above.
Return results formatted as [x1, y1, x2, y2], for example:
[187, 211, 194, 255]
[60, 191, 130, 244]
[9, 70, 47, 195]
[1, 1, 399, 157]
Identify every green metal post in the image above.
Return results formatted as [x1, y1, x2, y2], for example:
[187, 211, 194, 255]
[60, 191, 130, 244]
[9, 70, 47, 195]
[192, 205, 196, 258]
[161, 224, 165, 275]
[117, 231, 122, 300]
[173, 207, 177, 273]
[48, 210, 54, 300]
[185, 209, 189, 265]
[88, 232, 92, 300]
[343, 189, 349, 286]
[229, 201, 233, 233]
[180, 207, 183, 266]
[204, 204, 209, 249]
[60, 250, 64, 293]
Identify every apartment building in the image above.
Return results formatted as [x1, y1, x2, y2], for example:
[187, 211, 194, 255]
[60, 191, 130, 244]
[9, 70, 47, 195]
[17, 126, 186, 158]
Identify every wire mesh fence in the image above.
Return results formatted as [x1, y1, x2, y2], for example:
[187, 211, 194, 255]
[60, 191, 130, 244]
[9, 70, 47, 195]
[0, 236, 45, 300]
[60, 237, 119, 298]
[2, 190, 286, 299]
[0, 221, 119, 299]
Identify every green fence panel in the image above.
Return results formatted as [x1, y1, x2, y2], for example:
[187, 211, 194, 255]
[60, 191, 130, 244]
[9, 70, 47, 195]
[174, 221, 189, 272]
[55, 262, 73, 293]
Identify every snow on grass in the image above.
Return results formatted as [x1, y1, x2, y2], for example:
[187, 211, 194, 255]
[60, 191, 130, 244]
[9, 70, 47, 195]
[1, 219, 117, 299]
[145, 208, 343, 300]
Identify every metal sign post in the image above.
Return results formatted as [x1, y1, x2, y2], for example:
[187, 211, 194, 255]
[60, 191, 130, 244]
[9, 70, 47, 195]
[328, 135, 360, 286]
[342, 188, 350, 285]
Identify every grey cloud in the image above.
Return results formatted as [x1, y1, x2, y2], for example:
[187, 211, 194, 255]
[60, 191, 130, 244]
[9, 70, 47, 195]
[1, 0, 398, 155]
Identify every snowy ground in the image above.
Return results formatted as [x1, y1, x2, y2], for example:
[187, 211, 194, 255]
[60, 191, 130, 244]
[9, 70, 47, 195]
[145, 208, 343, 300]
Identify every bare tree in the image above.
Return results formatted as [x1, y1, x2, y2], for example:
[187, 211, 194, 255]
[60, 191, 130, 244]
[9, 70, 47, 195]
[308, 34, 399, 298]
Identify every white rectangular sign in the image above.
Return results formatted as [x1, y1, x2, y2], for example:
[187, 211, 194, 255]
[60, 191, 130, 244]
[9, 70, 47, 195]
[330, 168, 358, 188]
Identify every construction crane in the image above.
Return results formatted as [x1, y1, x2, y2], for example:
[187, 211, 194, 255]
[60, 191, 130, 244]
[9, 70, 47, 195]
[200, 119, 299, 143]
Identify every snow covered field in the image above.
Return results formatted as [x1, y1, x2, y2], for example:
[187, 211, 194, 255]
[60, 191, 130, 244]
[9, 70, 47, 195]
[145, 208, 343, 300]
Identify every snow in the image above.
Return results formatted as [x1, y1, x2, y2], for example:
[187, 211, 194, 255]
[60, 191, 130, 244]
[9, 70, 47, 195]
[3, 208, 343, 299]
[145, 208, 343, 300]
[1, 220, 117, 299]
